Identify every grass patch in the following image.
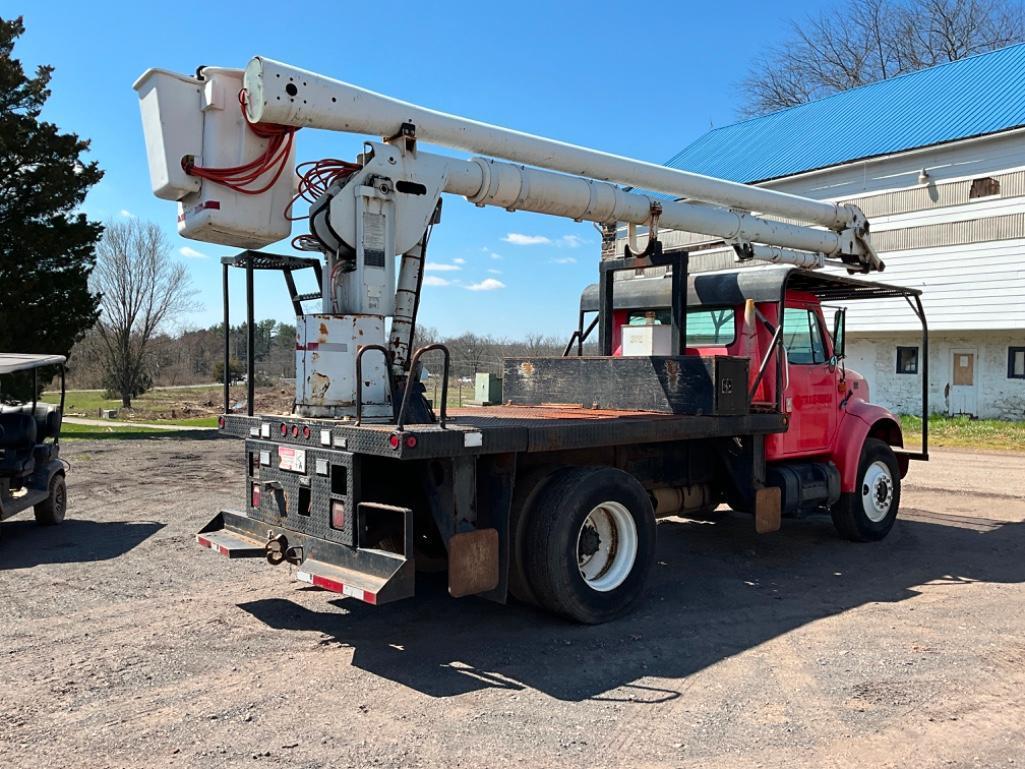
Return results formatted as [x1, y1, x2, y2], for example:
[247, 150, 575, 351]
[42, 386, 227, 425]
[900, 414, 1025, 453]
[152, 416, 220, 427]
[60, 423, 194, 440]
[43, 390, 121, 414]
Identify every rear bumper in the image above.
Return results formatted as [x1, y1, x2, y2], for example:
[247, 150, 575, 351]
[197, 509, 415, 605]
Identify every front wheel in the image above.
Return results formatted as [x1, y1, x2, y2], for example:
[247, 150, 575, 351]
[523, 466, 656, 624]
[34, 473, 67, 526]
[831, 438, 900, 542]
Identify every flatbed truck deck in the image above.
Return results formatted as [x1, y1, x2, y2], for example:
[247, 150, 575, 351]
[222, 406, 787, 459]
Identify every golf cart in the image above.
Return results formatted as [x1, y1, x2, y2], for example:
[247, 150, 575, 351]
[0, 354, 67, 534]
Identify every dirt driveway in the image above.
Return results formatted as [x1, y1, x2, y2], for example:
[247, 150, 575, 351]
[1, 437, 1023, 768]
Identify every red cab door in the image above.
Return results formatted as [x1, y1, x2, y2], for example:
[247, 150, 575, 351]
[780, 304, 838, 457]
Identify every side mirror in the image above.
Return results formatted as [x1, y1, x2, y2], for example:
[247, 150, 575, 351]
[832, 307, 847, 359]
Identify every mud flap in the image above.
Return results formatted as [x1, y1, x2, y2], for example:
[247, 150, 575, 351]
[448, 528, 500, 598]
[196, 509, 416, 605]
[755, 487, 782, 534]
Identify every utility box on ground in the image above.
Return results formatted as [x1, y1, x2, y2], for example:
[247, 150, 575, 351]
[473, 373, 503, 406]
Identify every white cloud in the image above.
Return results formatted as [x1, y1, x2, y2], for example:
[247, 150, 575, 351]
[119, 209, 136, 218]
[552, 256, 577, 264]
[487, 268, 502, 275]
[502, 232, 590, 248]
[179, 246, 207, 259]
[423, 275, 451, 287]
[424, 262, 461, 272]
[559, 234, 587, 248]
[503, 233, 551, 246]
[452, 257, 466, 264]
[466, 278, 506, 292]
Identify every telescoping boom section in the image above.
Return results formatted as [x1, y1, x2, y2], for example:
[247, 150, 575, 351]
[134, 57, 923, 624]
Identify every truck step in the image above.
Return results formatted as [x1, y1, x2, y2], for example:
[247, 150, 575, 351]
[196, 530, 266, 558]
[295, 558, 394, 605]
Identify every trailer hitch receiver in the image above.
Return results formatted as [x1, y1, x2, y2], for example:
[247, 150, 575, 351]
[265, 532, 289, 565]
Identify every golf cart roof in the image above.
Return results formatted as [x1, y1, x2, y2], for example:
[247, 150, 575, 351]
[0, 354, 67, 375]
[580, 264, 921, 312]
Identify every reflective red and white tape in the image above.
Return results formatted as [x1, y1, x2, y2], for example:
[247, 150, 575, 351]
[296, 570, 378, 605]
[196, 534, 229, 556]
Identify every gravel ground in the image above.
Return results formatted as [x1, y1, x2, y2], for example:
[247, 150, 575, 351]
[1, 436, 1023, 768]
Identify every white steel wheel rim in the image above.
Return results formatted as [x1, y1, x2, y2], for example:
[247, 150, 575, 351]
[576, 501, 638, 592]
[861, 461, 894, 523]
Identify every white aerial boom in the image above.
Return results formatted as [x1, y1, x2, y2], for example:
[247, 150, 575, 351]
[135, 57, 883, 420]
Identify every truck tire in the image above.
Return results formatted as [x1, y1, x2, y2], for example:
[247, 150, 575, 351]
[34, 473, 67, 526]
[524, 466, 656, 624]
[831, 438, 900, 542]
[507, 466, 561, 607]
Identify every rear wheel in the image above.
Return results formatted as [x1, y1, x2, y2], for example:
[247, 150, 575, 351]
[524, 467, 656, 624]
[507, 466, 561, 607]
[34, 473, 67, 526]
[831, 438, 900, 542]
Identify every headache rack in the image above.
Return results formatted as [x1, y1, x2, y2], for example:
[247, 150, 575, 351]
[574, 253, 928, 461]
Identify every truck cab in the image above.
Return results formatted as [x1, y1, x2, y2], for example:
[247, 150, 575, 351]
[580, 262, 926, 538]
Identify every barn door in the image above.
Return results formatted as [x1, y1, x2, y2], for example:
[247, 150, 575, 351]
[949, 349, 978, 417]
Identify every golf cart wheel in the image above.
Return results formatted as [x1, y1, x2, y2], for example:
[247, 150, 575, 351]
[831, 438, 900, 542]
[35, 473, 67, 526]
[524, 466, 656, 624]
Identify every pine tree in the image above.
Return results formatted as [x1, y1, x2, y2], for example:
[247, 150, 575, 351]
[0, 16, 103, 394]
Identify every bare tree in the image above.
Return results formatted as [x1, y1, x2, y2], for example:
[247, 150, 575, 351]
[524, 332, 558, 357]
[448, 333, 497, 378]
[742, 0, 1025, 116]
[93, 219, 196, 407]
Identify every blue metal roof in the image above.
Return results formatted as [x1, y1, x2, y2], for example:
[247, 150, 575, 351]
[665, 43, 1025, 184]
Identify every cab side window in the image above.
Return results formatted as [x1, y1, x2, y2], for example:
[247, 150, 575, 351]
[783, 307, 827, 365]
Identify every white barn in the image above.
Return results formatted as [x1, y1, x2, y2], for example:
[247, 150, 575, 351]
[623, 44, 1025, 419]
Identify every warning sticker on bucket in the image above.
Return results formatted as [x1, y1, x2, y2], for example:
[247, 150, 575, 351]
[278, 446, 307, 473]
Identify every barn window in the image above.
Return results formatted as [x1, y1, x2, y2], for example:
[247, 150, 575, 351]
[1009, 347, 1025, 379]
[896, 346, 919, 374]
[969, 177, 1000, 199]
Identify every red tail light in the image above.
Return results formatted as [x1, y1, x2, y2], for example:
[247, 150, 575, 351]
[280, 422, 288, 436]
[302, 425, 311, 440]
[291, 425, 300, 438]
[405, 435, 417, 448]
[388, 434, 400, 449]
[331, 500, 346, 530]
[217, 415, 225, 429]
[251, 483, 261, 508]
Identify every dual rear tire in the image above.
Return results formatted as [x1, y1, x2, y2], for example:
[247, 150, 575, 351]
[516, 466, 656, 624]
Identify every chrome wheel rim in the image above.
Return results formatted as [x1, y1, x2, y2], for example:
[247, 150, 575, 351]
[576, 502, 638, 592]
[861, 461, 894, 523]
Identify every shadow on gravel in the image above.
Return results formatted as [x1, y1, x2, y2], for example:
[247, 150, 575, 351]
[0, 519, 164, 568]
[239, 510, 1025, 702]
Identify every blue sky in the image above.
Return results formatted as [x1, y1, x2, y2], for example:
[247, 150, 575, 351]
[14, 0, 831, 339]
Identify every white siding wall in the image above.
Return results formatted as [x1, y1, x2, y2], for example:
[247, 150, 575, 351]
[768, 130, 1025, 200]
[765, 132, 1025, 334]
[846, 331, 1025, 418]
